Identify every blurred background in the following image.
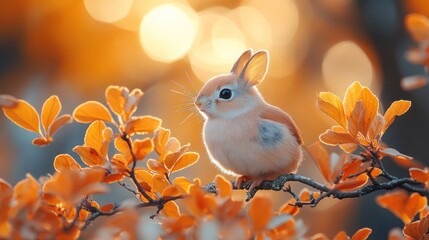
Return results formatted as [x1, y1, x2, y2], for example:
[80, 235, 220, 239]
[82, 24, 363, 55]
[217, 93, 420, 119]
[1, 0, 428, 238]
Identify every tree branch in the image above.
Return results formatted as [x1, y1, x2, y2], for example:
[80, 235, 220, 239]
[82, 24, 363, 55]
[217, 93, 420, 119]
[203, 173, 428, 204]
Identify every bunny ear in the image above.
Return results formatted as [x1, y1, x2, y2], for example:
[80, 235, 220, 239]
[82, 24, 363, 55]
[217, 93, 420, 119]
[240, 50, 269, 86]
[230, 49, 253, 74]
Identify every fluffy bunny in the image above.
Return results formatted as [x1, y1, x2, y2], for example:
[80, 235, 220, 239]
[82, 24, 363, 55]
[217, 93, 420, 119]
[195, 49, 303, 190]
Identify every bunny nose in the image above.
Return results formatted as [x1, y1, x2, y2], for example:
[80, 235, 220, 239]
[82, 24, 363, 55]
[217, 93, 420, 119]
[194, 100, 202, 109]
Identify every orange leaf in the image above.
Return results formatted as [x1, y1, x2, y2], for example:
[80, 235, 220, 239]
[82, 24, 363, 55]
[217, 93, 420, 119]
[41, 95, 61, 134]
[279, 199, 299, 216]
[351, 228, 372, 240]
[154, 128, 171, 155]
[367, 113, 385, 143]
[377, 190, 427, 223]
[54, 154, 81, 172]
[401, 75, 428, 91]
[319, 129, 356, 146]
[358, 87, 379, 135]
[383, 100, 411, 134]
[335, 174, 368, 191]
[388, 228, 406, 240]
[103, 173, 124, 183]
[248, 197, 273, 232]
[307, 142, 332, 185]
[3, 99, 40, 133]
[0, 94, 18, 108]
[171, 152, 199, 173]
[215, 175, 232, 198]
[173, 177, 193, 194]
[163, 215, 195, 232]
[153, 173, 170, 194]
[403, 215, 429, 239]
[163, 200, 181, 218]
[123, 88, 144, 120]
[409, 168, 429, 186]
[105, 86, 126, 117]
[133, 138, 154, 160]
[32, 137, 51, 146]
[333, 231, 349, 240]
[347, 101, 365, 137]
[370, 168, 382, 178]
[48, 114, 72, 137]
[13, 174, 40, 209]
[343, 81, 363, 119]
[311, 233, 329, 240]
[147, 159, 168, 174]
[73, 146, 105, 166]
[135, 169, 154, 192]
[126, 116, 162, 135]
[162, 185, 181, 198]
[84, 120, 106, 152]
[405, 13, 429, 42]
[317, 92, 346, 127]
[73, 101, 113, 123]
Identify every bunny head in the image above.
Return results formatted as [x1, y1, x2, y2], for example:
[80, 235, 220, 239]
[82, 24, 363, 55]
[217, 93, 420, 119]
[195, 49, 269, 119]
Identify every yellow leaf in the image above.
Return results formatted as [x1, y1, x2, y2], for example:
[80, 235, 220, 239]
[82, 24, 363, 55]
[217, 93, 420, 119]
[48, 114, 72, 137]
[126, 116, 162, 135]
[171, 152, 199, 173]
[317, 92, 346, 127]
[248, 197, 273, 232]
[84, 121, 106, 152]
[133, 138, 154, 160]
[383, 100, 411, 134]
[54, 154, 81, 172]
[319, 129, 356, 146]
[343, 81, 363, 118]
[73, 146, 105, 166]
[105, 86, 126, 117]
[215, 175, 232, 198]
[359, 87, 379, 135]
[73, 101, 113, 123]
[2, 99, 40, 133]
[41, 95, 61, 134]
[0, 94, 18, 108]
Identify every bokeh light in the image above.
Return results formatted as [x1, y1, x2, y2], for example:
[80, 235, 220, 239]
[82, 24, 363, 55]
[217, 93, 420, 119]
[139, 4, 198, 63]
[84, 0, 133, 23]
[322, 41, 374, 95]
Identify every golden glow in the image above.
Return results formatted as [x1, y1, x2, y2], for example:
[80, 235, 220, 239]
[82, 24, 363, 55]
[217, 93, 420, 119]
[236, 6, 272, 48]
[84, 0, 133, 23]
[189, 8, 247, 81]
[139, 4, 197, 63]
[322, 41, 374, 95]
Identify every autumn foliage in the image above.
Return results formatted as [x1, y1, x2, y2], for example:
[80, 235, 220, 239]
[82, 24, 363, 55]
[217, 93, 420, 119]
[1, 14, 429, 239]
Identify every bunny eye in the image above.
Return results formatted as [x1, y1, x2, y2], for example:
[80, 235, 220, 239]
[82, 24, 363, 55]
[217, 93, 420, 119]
[219, 88, 232, 100]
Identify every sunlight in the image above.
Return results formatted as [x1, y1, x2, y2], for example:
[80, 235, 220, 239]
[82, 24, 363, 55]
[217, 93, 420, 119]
[322, 41, 374, 95]
[139, 4, 197, 63]
[84, 0, 133, 23]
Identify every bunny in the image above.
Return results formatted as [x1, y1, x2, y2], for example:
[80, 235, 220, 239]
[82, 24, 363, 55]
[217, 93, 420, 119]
[194, 49, 303, 190]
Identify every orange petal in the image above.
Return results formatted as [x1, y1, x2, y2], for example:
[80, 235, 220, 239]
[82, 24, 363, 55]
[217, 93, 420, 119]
[401, 75, 428, 91]
[73, 101, 113, 123]
[0, 94, 18, 108]
[171, 152, 199, 173]
[84, 120, 106, 153]
[358, 87, 379, 135]
[317, 92, 346, 127]
[333, 231, 349, 240]
[73, 146, 105, 166]
[343, 81, 363, 119]
[383, 100, 411, 134]
[351, 228, 372, 240]
[105, 86, 126, 117]
[41, 95, 61, 134]
[48, 114, 72, 137]
[2, 99, 40, 133]
[335, 174, 368, 191]
[248, 197, 273, 232]
[126, 116, 161, 135]
[319, 129, 356, 146]
[409, 168, 429, 185]
[133, 138, 154, 160]
[307, 142, 332, 185]
[162, 200, 181, 218]
[405, 13, 429, 42]
[215, 175, 232, 198]
[54, 154, 81, 172]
